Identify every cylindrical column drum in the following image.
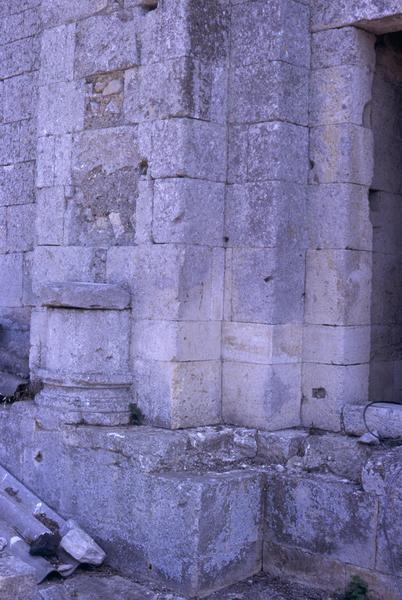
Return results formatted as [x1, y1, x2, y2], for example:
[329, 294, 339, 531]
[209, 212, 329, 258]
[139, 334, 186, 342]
[33, 282, 132, 426]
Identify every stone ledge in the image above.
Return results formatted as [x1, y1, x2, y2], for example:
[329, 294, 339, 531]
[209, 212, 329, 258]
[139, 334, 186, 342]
[40, 282, 131, 310]
[343, 403, 402, 440]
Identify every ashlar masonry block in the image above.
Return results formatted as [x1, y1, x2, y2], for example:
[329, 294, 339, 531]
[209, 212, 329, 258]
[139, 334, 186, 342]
[140, 118, 227, 182]
[131, 245, 224, 321]
[125, 57, 226, 124]
[265, 471, 378, 569]
[41, 0, 108, 27]
[222, 322, 302, 365]
[2, 72, 37, 123]
[0, 162, 35, 207]
[37, 81, 85, 136]
[36, 187, 65, 246]
[231, 0, 310, 68]
[225, 181, 306, 249]
[229, 247, 305, 325]
[139, 0, 230, 66]
[75, 14, 139, 78]
[305, 249, 372, 326]
[310, 65, 373, 127]
[31, 246, 103, 296]
[40, 23, 76, 84]
[0, 254, 24, 307]
[223, 362, 302, 430]
[303, 325, 371, 365]
[302, 362, 369, 432]
[308, 183, 372, 251]
[134, 358, 221, 429]
[311, 27, 376, 70]
[247, 122, 308, 184]
[312, 0, 402, 33]
[133, 320, 221, 362]
[309, 124, 374, 185]
[152, 178, 225, 246]
[6, 204, 35, 252]
[229, 61, 308, 126]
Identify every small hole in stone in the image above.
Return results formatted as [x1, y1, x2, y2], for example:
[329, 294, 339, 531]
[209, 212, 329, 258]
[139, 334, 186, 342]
[224, 236, 229, 243]
[148, 563, 153, 571]
[35, 452, 43, 463]
[139, 159, 148, 176]
[309, 160, 315, 170]
[312, 387, 326, 399]
[141, 1, 158, 13]
[264, 276, 273, 283]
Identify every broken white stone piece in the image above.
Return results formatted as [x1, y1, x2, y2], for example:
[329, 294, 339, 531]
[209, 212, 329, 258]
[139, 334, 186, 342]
[357, 431, 380, 446]
[60, 522, 105, 566]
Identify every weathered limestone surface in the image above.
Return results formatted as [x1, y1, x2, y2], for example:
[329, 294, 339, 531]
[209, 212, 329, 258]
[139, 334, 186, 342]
[1, 0, 402, 598]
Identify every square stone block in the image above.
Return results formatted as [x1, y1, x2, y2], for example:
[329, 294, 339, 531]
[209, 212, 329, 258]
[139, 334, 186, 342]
[222, 322, 302, 365]
[229, 61, 308, 126]
[152, 178, 225, 246]
[309, 124, 374, 185]
[265, 471, 378, 569]
[134, 359, 221, 429]
[2, 72, 37, 123]
[310, 65, 373, 127]
[312, 0, 402, 33]
[32, 246, 101, 296]
[305, 249, 372, 326]
[225, 181, 306, 249]
[6, 204, 35, 252]
[141, 118, 227, 182]
[229, 247, 305, 324]
[0, 253, 23, 307]
[303, 325, 371, 365]
[38, 81, 85, 136]
[247, 122, 308, 184]
[0, 162, 35, 207]
[131, 245, 224, 321]
[36, 187, 65, 246]
[41, 0, 108, 27]
[40, 23, 75, 84]
[133, 320, 221, 362]
[263, 540, 347, 591]
[231, 0, 310, 68]
[302, 362, 369, 432]
[75, 14, 138, 78]
[308, 183, 372, 251]
[311, 27, 375, 70]
[223, 362, 301, 430]
[125, 57, 226, 124]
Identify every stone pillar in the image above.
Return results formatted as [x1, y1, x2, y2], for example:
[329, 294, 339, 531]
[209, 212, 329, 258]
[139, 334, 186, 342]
[222, 0, 310, 430]
[107, 0, 229, 429]
[302, 27, 376, 431]
[31, 282, 132, 426]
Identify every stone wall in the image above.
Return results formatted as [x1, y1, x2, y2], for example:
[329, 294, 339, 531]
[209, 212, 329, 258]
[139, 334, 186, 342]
[0, 1, 41, 380]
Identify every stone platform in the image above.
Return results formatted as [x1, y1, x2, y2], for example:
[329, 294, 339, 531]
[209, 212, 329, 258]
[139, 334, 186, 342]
[0, 401, 401, 599]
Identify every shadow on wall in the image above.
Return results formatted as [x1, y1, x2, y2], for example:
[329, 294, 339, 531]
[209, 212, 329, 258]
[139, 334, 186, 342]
[369, 31, 402, 404]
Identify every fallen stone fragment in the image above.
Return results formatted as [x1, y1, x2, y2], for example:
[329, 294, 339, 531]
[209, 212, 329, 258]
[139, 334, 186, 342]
[60, 521, 106, 566]
[357, 431, 380, 445]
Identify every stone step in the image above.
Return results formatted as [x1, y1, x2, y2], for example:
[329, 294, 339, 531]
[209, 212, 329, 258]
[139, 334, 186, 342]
[38, 574, 185, 600]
